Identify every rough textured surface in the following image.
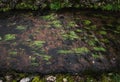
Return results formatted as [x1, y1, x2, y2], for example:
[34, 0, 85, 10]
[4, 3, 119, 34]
[0, 9, 120, 74]
[0, 0, 119, 11]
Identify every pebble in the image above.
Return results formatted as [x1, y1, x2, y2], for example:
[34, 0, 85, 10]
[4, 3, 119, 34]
[46, 76, 56, 82]
[0, 80, 3, 82]
[63, 78, 67, 82]
[0, 36, 2, 40]
[5, 75, 12, 82]
[20, 77, 31, 82]
[92, 60, 95, 64]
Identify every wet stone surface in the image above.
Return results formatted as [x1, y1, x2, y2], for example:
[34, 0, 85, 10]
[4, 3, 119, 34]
[0, 10, 120, 74]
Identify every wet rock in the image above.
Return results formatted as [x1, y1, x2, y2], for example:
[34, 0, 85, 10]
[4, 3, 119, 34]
[63, 78, 68, 82]
[5, 75, 12, 82]
[0, 36, 2, 41]
[46, 76, 56, 82]
[0, 10, 119, 74]
[0, 80, 3, 82]
[20, 77, 31, 82]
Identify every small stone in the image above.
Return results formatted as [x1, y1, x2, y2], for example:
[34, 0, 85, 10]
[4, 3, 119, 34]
[20, 77, 31, 82]
[5, 75, 12, 82]
[92, 60, 95, 64]
[63, 78, 67, 82]
[0, 36, 2, 40]
[46, 76, 56, 82]
[0, 80, 3, 82]
[112, 58, 116, 61]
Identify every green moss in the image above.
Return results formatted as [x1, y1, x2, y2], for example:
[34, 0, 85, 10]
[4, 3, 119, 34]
[102, 4, 113, 11]
[93, 47, 106, 52]
[117, 25, 120, 30]
[1, 7, 11, 12]
[62, 31, 79, 40]
[83, 20, 91, 25]
[56, 74, 64, 82]
[88, 40, 96, 46]
[33, 53, 51, 61]
[58, 47, 89, 54]
[99, 31, 107, 35]
[50, 1, 61, 10]
[50, 20, 62, 28]
[100, 39, 109, 43]
[31, 41, 45, 48]
[68, 21, 76, 27]
[112, 74, 120, 82]
[17, 73, 27, 79]
[0, 0, 119, 11]
[76, 29, 82, 33]
[74, 4, 80, 8]
[4, 34, 16, 41]
[42, 14, 56, 20]
[93, 14, 108, 19]
[65, 76, 74, 82]
[9, 50, 17, 56]
[12, 80, 17, 82]
[16, 2, 38, 10]
[58, 50, 73, 54]
[106, 24, 113, 27]
[73, 47, 89, 54]
[84, 26, 91, 30]
[114, 30, 120, 34]
[32, 76, 41, 82]
[90, 25, 97, 30]
[43, 55, 51, 61]
[101, 74, 112, 82]
[93, 4, 99, 9]
[29, 56, 39, 66]
[16, 25, 27, 31]
[92, 54, 101, 59]
[31, 63, 39, 66]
